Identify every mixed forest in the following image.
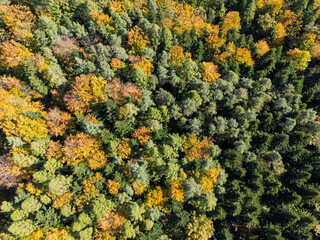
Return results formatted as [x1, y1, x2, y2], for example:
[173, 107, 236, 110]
[1, 0, 320, 239]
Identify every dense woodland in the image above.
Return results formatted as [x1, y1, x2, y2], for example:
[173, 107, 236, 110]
[0, 0, 320, 239]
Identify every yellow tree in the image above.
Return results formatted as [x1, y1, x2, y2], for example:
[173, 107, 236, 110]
[0, 40, 31, 69]
[127, 25, 150, 55]
[255, 39, 270, 57]
[64, 74, 108, 115]
[202, 62, 220, 84]
[235, 47, 255, 66]
[220, 11, 241, 35]
[183, 133, 212, 162]
[0, 5, 35, 43]
[170, 45, 186, 67]
[286, 48, 311, 71]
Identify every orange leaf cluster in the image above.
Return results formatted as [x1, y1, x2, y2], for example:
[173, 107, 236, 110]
[64, 74, 108, 115]
[106, 78, 142, 105]
[183, 133, 212, 162]
[132, 180, 147, 195]
[110, 58, 124, 70]
[286, 48, 311, 71]
[0, 81, 48, 143]
[132, 126, 152, 145]
[63, 132, 107, 168]
[0, 40, 32, 69]
[202, 62, 220, 84]
[46, 141, 64, 160]
[91, 11, 114, 32]
[273, 22, 287, 46]
[46, 107, 75, 137]
[256, 0, 284, 16]
[52, 193, 73, 209]
[205, 25, 226, 53]
[198, 168, 221, 193]
[280, 10, 303, 34]
[99, 209, 126, 235]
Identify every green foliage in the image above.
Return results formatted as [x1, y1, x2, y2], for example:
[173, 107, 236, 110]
[48, 175, 72, 196]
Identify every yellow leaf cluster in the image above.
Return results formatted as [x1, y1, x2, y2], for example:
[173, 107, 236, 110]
[64, 74, 108, 115]
[145, 186, 166, 209]
[117, 138, 131, 159]
[235, 47, 255, 66]
[91, 11, 114, 32]
[0, 5, 34, 42]
[255, 39, 270, 57]
[52, 193, 73, 209]
[202, 62, 220, 84]
[107, 179, 121, 196]
[286, 48, 311, 71]
[132, 180, 147, 195]
[256, 0, 284, 16]
[63, 132, 107, 168]
[127, 25, 150, 55]
[170, 180, 185, 202]
[170, 45, 186, 67]
[221, 11, 241, 35]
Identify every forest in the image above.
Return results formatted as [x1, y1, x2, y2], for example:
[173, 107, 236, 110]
[0, 0, 320, 239]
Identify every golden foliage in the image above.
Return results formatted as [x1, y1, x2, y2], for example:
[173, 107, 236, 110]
[46, 141, 64, 160]
[273, 22, 286, 46]
[52, 193, 73, 209]
[132, 180, 147, 195]
[145, 186, 166, 209]
[256, 0, 284, 16]
[0, 40, 31, 69]
[235, 47, 255, 66]
[127, 25, 150, 55]
[117, 138, 131, 159]
[255, 39, 270, 57]
[110, 58, 124, 70]
[280, 10, 303, 34]
[197, 168, 221, 193]
[63, 132, 107, 168]
[106, 78, 143, 105]
[220, 11, 241, 35]
[107, 179, 121, 196]
[286, 48, 311, 71]
[170, 45, 186, 66]
[311, 40, 320, 60]
[183, 133, 212, 162]
[64, 74, 108, 115]
[26, 182, 42, 196]
[109, 0, 124, 12]
[0, 5, 34, 42]
[205, 25, 226, 53]
[170, 180, 185, 202]
[46, 107, 75, 137]
[91, 11, 114, 32]
[0, 84, 48, 143]
[129, 56, 154, 77]
[202, 62, 220, 84]
[99, 209, 126, 235]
